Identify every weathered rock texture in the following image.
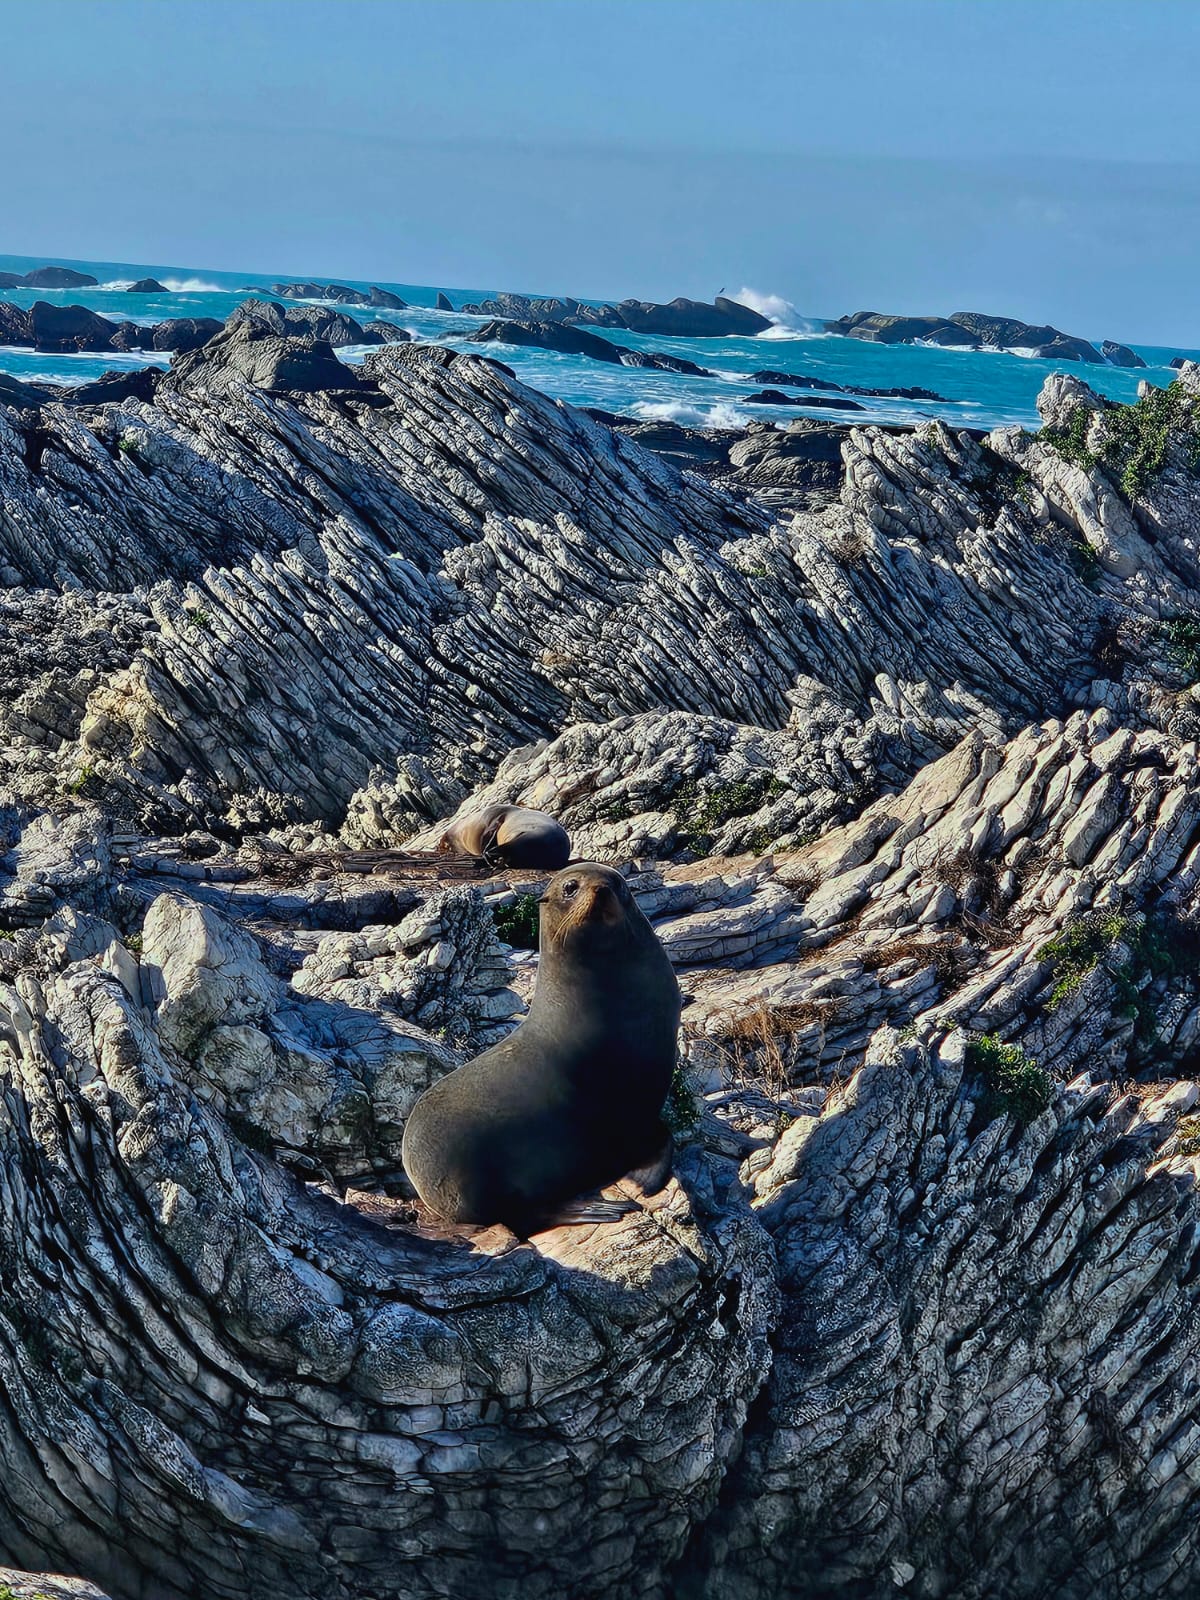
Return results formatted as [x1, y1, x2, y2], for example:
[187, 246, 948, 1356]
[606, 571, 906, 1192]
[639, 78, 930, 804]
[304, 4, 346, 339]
[2, 342, 1200, 1598]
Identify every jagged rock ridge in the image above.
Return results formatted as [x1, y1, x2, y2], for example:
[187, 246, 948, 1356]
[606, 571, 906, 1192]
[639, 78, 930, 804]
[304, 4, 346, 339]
[0, 338, 1199, 1597]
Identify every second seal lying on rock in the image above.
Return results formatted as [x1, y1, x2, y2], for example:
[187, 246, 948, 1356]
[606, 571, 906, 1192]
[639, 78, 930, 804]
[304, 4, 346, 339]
[437, 804, 571, 870]
[402, 863, 681, 1233]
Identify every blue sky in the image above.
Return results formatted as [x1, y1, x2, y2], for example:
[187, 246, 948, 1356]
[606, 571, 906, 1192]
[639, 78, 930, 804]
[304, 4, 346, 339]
[4, 0, 1200, 343]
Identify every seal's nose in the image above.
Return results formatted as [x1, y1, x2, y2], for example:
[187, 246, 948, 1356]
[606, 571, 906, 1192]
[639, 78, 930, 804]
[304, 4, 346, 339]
[582, 879, 623, 926]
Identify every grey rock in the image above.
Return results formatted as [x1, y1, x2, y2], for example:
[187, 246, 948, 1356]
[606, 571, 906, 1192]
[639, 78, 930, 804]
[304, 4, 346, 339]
[18, 266, 99, 288]
[162, 320, 368, 397]
[1102, 339, 1147, 368]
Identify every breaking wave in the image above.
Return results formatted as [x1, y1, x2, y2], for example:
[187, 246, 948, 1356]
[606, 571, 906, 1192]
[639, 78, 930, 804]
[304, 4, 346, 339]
[161, 277, 226, 294]
[733, 286, 823, 337]
[630, 398, 745, 429]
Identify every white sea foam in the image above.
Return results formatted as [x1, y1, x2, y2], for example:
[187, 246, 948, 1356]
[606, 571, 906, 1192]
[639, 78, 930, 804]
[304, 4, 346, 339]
[755, 324, 828, 341]
[161, 277, 226, 294]
[630, 399, 745, 429]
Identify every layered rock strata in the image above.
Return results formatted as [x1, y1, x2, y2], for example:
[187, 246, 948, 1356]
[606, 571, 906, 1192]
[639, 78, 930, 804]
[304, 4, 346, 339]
[0, 337, 1199, 1598]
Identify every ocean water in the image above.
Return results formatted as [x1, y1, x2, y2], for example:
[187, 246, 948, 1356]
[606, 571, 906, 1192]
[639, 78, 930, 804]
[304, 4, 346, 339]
[1, 251, 1196, 433]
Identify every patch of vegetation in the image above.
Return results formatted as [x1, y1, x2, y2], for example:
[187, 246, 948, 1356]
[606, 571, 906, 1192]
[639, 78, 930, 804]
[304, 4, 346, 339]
[1042, 404, 1097, 473]
[65, 763, 95, 796]
[595, 792, 636, 824]
[966, 1034, 1053, 1125]
[493, 892, 540, 948]
[935, 846, 1016, 945]
[1173, 1115, 1200, 1158]
[125, 931, 143, 954]
[1092, 608, 1135, 673]
[662, 1057, 700, 1136]
[712, 1000, 840, 1103]
[741, 824, 777, 856]
[1039, 910, 1133, 1010]
[1066, 539, 1102, 591]
[1161, 612, 1200, 681]
[672, 773, 787, 855]
[859, 936, 974, 990]
[1043, 384, 1200, 501]
[1039, 906, 1196, 1050]
[185, 607, 213, 631]
[826, 524, 873, 565]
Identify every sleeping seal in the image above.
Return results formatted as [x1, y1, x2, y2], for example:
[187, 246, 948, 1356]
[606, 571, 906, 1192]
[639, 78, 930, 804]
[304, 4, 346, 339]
[401, 862, 680, 1232]
[437, 804, 571, 871]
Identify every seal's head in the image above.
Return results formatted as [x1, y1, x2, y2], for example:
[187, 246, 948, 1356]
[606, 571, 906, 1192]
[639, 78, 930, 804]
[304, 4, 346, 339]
[540, 862, 635, 953]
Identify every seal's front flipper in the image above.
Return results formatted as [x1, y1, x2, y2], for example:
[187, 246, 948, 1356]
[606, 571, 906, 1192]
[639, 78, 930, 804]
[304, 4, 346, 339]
[626, 1132, 675, 1194]
[539, 1196, 635, 1228]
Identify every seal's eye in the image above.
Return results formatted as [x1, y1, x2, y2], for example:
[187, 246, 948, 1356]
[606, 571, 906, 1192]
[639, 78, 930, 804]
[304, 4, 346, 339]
[561, 879, 580, 899]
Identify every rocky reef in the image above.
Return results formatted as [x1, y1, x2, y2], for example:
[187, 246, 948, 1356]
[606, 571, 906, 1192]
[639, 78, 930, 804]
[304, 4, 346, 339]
[828, 308, 1148, 366]
[458, 290, 772, 337]
[0, 266, 99, 289]
[467, 316, 712, 374]
[2, 325, 1200, 1598]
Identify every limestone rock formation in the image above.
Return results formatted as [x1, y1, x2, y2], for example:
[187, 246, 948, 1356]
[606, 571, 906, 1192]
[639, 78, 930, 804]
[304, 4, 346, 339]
[2, 337, 1200, 1598]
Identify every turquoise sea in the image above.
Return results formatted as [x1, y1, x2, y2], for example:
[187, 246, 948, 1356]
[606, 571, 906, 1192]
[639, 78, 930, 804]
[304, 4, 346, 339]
[2, 250, 1196, 433]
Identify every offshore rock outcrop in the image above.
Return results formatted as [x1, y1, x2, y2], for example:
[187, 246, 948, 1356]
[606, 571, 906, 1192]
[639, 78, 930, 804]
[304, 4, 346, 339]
[467, 316, 712, 373]
[270, 281, 408, 309]
[459, 291, 772, 337]
[828, 308, 1150, 366]
[2, 337, 1200, 1597]
[0, 265, 99, 289]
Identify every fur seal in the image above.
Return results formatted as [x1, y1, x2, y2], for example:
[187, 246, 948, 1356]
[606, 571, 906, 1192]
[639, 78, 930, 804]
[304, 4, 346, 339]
[437, 804, 571, 870]
[401, 862, 680, 1232]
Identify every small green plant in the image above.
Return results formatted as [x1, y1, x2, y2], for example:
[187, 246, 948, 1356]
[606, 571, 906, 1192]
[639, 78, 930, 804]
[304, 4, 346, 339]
[1039, 910, 1133, 1009]
[1042, 384, 1200, 502]
[1039, 907, 1190, 1050]
[1042, 405, 1097, 473]
[672, 773, 787, 855]
[662, 1057, 700, 1135]
[185, 607, 213, 631]
[1161, 613, 1200, 680]
[741, 824, 777, 856]
[595, 793, 635, 824]
[966, 1034, 1052, 1125]
[0, 1579, 54, 1600]
[1174, 1115, 1200, 1158]
[1065, 539, 1102, 590]
[493, 893, 540, 948]
[125, 932, 143, 954]
[65, 763, 95, 796]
